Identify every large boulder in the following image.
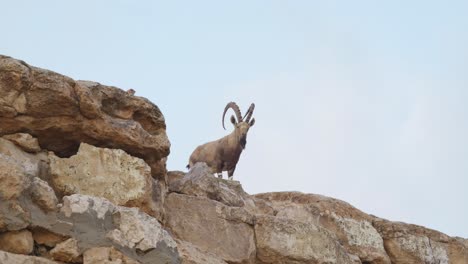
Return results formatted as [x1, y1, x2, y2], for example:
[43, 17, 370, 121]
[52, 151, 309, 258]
[57, 194, 180, 264]
[169, 163, 251, 207]
[48, 143, 160, 218]
[0, 55, 170, 180]
[164, 193, 256, 264]
[374, 219, 468, 264]
[255, 192, 391, 264]
[255, 215, 354, 264]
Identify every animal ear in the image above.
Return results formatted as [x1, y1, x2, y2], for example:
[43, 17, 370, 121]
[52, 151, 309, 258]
[249, 118, 255, 127]
[230, 115, 237, 125]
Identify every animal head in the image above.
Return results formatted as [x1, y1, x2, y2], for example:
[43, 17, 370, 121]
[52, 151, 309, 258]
[222, 102, 255, 149]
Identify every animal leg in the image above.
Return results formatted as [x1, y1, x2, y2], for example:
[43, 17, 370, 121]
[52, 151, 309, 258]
[228, 167, 236, 180]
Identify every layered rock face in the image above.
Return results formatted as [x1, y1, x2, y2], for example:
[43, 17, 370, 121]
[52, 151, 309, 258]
[0, 55, 466, 264]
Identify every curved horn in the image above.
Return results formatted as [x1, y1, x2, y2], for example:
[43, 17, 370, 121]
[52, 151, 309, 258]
[222, 102, 242, 130]
[243, 103, 255, 123]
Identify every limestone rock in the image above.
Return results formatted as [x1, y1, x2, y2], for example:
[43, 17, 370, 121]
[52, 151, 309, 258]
[0, 249, 60, 264]
[255, 215, 353, 264]
[32, 227, 67, 248]
[165, 193, 255, 264]
[0, 137, 50, 231]
[169, 163, 250, 207]
[0, 138, 46, 200]
[30, 177, 59, 212]
[374, 219, 467, 264]
[0, 55, 170, 179]
[255, 192, 390, 264]
[48, 143, 163, 219]
[0, 229, 34, 255]
[176, 240, 228, 264]
[50, 238, 82, 263]
[60, 194, 180, 264]
[83, 247, 140, 264]
[3, 133, 41, 153]
[106, 207, 177, 252]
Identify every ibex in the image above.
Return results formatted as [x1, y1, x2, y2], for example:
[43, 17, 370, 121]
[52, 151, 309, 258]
[187, 102, 256, 180]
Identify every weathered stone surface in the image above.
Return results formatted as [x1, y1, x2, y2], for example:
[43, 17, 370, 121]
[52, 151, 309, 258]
[50, 238, 82, 263]
[0, 138, 46, 200]
[30, 177, 58, 212]
[165, 193, 255, 264]
[0, 249, 60, 264]
[374, 219, 467, 264]
[60, 194, 180, 264]
[168, 164, 275, 219]
[3, 133, 41, 153]
[176, 240, 228, 264]
[255, 192, 391, 264]
[32, 227, 67, 247]
[0, 229, 34, 255]
[49, 143, 159, 217]
[106, 207, 176, 252]
[255, 215, 353, 264]
[0, 137, 52, 231]
[83, 247, 140, 264]
[169, 163, 250, 207]
[0, 55, 170, 179]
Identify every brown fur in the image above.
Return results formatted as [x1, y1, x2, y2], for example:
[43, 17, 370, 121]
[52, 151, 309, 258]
[188, 119, 254, 179]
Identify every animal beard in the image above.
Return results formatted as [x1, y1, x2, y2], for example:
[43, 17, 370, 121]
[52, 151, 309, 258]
[240, 137, 247, 149]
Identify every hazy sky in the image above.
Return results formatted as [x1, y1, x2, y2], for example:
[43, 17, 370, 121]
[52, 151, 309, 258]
[2, 1, 467, 238]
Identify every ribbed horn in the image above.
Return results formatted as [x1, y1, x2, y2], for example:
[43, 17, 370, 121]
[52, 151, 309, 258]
[222, 102, 242, 130]
[243, 103, 255, 123]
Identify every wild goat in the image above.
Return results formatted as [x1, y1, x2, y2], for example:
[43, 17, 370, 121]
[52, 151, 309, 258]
[187, 102, 255, 180]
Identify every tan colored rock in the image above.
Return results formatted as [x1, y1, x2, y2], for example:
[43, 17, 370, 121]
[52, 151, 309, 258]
[60, 194, 180, 264]
[0, 137, 50, 231]
[83, 247, 140, 264]
[169, 163, 249, 207]
[176, 240, 228, 264]
[0, 249, 60, 264]
[50, 238, 82, 263]
[0, 55, 170, 180]
[165, 193, 255, 264]
[374, 219, 467, 264]
[255, 215, 353, 264]
[255, 192, 390, 264]
[30, 177, 58, 212]
[0, 229, 34, 255]
[3, 133, 41, 153]
[49, 143, 158, 217]
[0, 138, 46, 200]
[32, 227, 67, 248]
[106, 207, 177, 252]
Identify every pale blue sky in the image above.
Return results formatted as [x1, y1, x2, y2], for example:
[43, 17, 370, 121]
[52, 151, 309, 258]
[2, 1, 467, 238]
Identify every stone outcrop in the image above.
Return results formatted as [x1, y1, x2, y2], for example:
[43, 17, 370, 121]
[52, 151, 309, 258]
[0, 229, 34, 255]
[0, 55, 466, 264]
[254, 192, 391, 264]
[0, 55, 169, 180]
[48, 143, 159, 218]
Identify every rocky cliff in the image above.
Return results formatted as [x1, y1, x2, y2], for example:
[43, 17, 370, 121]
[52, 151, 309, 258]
[0, 55, 466, 264]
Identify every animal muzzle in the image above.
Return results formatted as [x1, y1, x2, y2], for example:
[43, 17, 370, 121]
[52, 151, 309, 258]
[240, 136, 247, 149]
